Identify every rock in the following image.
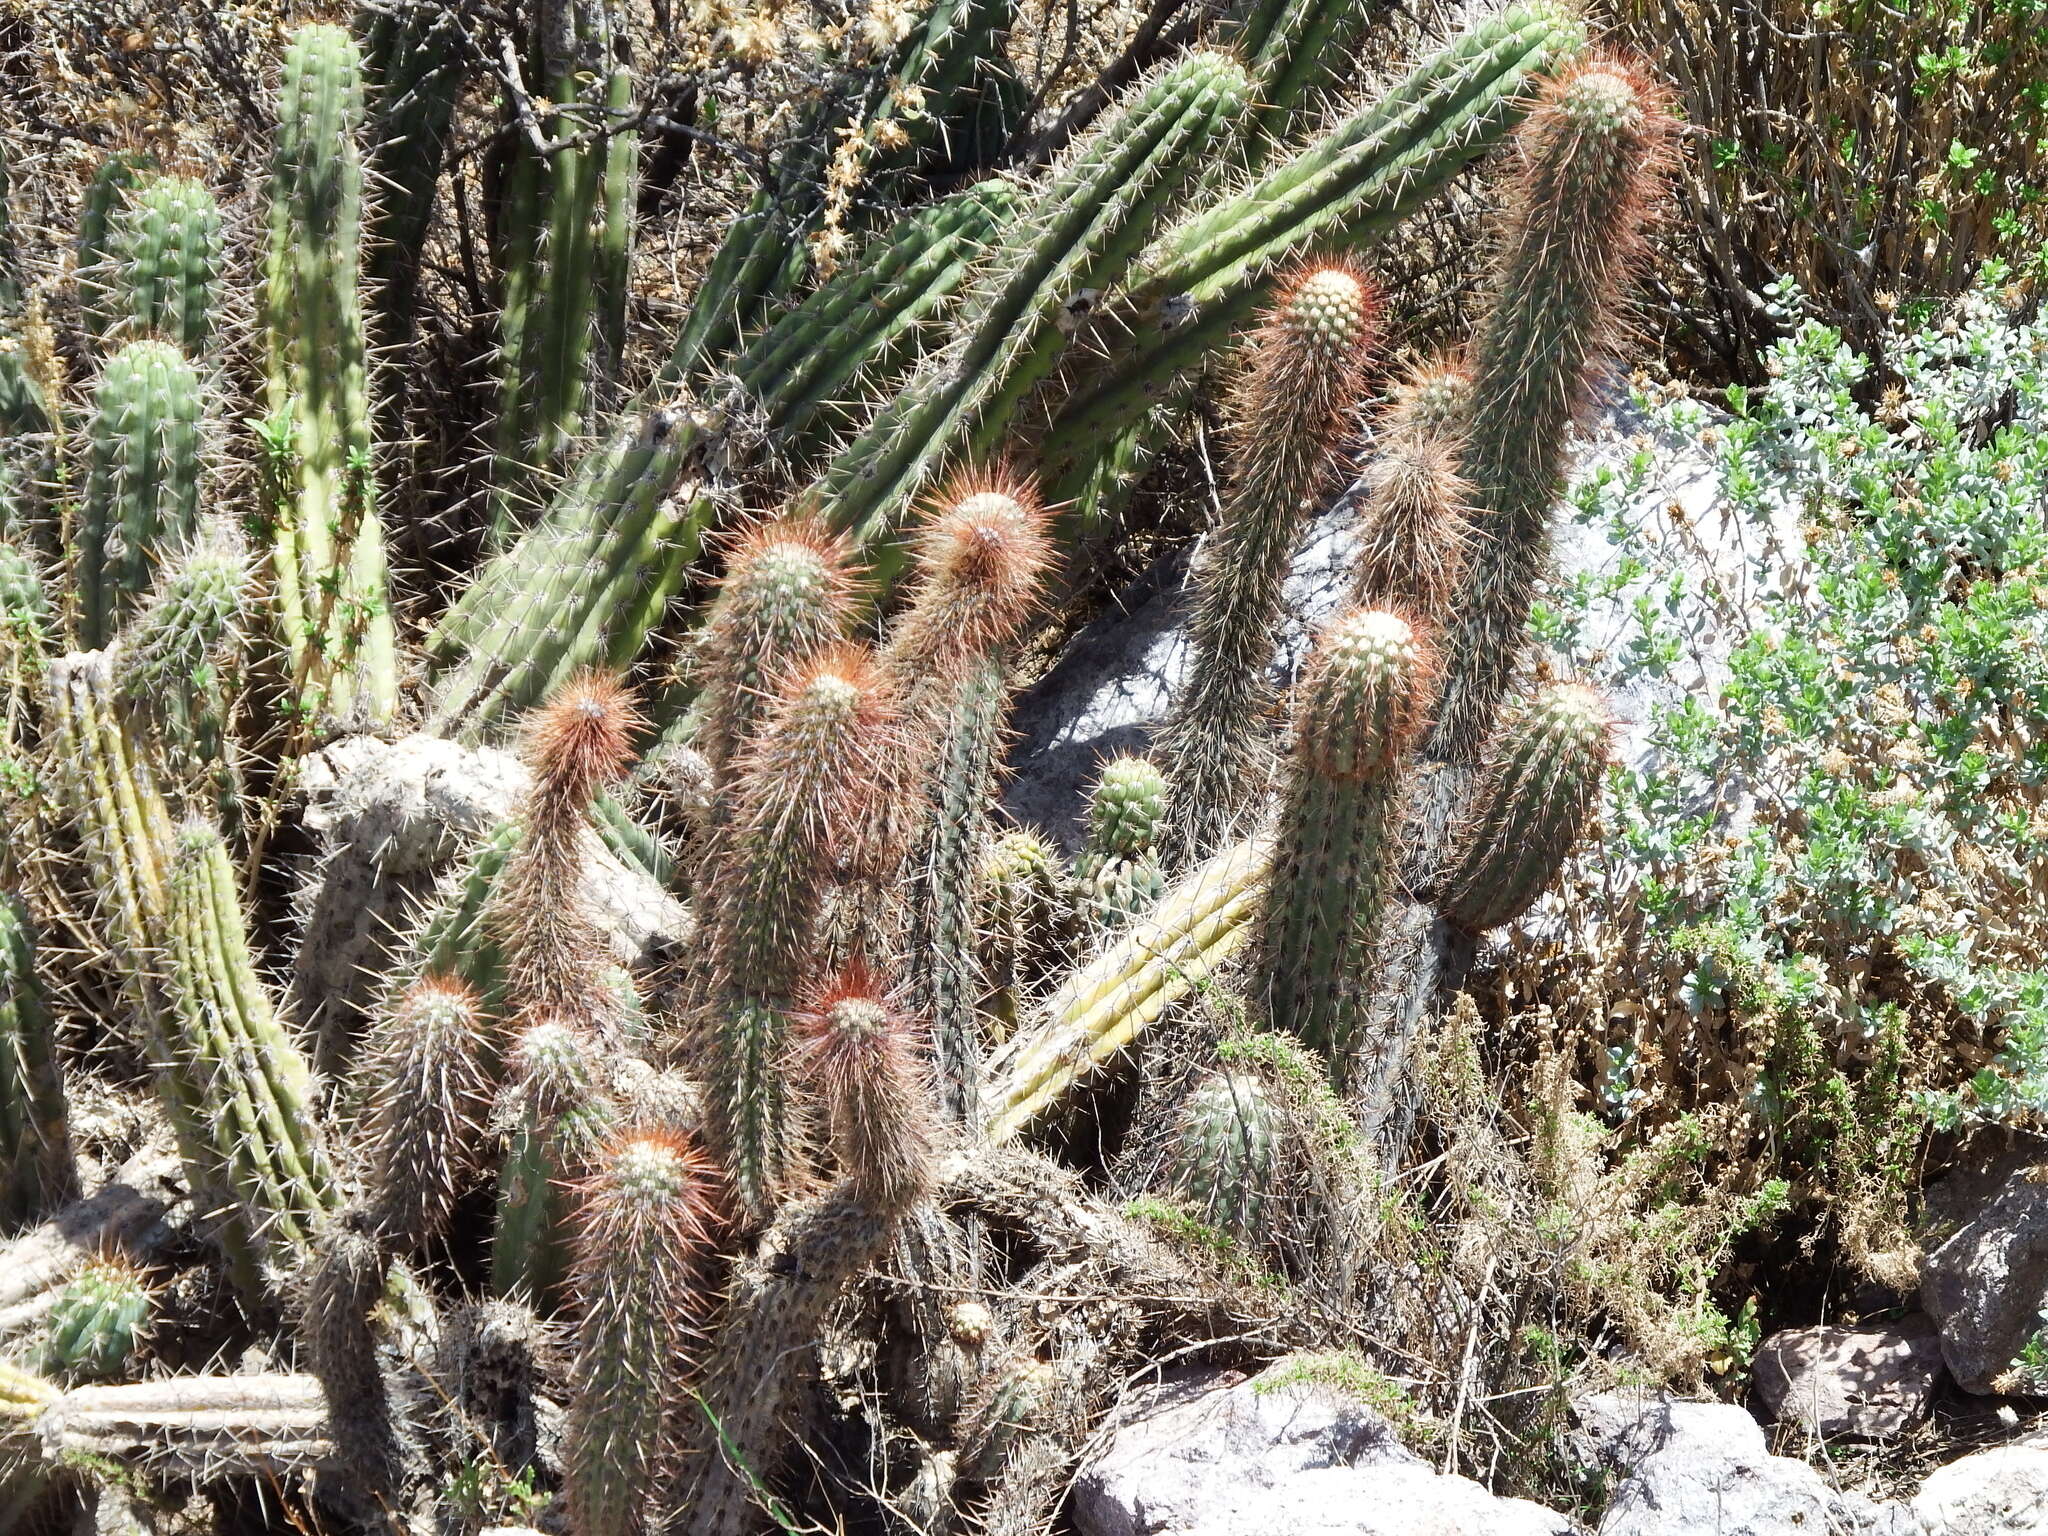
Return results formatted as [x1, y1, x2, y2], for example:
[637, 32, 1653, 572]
[1753, 1317, 1946, 1438]
[292, 733, 692, 1060]
[1575, 1391, 1918, 1535]
[1921, 1167, 2048, 1394]
[1913, 1442, 2048, 1534]
[1002, 393, 1792, 850]
[1071, 1365, 1583, 1536]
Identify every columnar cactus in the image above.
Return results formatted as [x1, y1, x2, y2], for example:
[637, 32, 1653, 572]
[696, 518, 856, 780]
[110, 176, 222, 353]
[261, 23, 397, 732]
[1157, 264, 1379, 860]
[76, 340, 204, 649]
[815, 50, 1252, 578]
[1434, 682, 1613, 933]
[491, 1019, 617, 1303]
[163, 821, 338, 1296]
[1347, 374, 1472, 622]
[884, 474, 1052, 1124]
[1076, 754, 1169, 928]
[1161, 1072, 1286, 1244]
[704, 647, 899, 1216]
[975, 829, 1070, 1040]
[41, 1259, 151, 1382]
[357, 974, 493, 1249]
[1257, 608, 1437, 1082]
[691, 966, 932, 1536]
[0, 894, 74, 1225]
[564, 1129, 719, 1536]
[76, 152, 153, 348]
[1426, 58, 1672, 761]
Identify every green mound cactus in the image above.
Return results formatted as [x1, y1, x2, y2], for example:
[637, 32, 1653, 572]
[43, 1261, 151, 1382]
[1163, 1071, 1287, 1244]
[1077, 755, 1169, 929]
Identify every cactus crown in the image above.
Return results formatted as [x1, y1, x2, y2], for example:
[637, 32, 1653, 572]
[798, 961, 932, 1214]
[524, 668, 645, 806]
[1083, 755, 1168, 861]
[886, 469, 1054, 677]
[1295, 609, 1438, 781]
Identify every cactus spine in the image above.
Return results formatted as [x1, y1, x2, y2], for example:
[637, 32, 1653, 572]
[162, 821, 337, 1294]
[0, 894, 75, 1225]
[1076, 754, 1168, 929]
[705, 648, 898, 1217]
[1257, 609, 1436, 1082]
[691, 966, 932, 1536]
[76, 340, 203, 649]
[1426, 58, 1672, 761]
[111, 176, 222, 352]
[261, 23, 397, 732]
[1434, 682, 1612, 933]
[815, 51, 1251, 580]
[1158, 265, 1379, 860]
[564, 1130, 718, 1536]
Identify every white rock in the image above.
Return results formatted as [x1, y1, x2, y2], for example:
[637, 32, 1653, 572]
[1072, 1367, 1582, 1536]
[1913, 1443, 2048, 1534]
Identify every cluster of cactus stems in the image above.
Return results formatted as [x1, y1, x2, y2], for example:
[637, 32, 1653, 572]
[0, 2, 1681, 1528]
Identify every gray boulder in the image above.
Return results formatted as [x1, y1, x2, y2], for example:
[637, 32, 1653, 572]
[1912, 1441, 2048, 1534]
[1921, 1167, 2048, 1394]
[1574, 1391, 1918, 1535]
[1071, 1365, 1583, 1536]
[1753, 1318, 1946, 1438]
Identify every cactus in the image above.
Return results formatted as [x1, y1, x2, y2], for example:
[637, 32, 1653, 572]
[261, 23, 397, 733]
[1346, 408, 1471, 623]
[76, 340, 204, 650]
[563, 1129, 719, 1536]
[77, 152, 154, 348]
[162, 821, 338, 1296]
[357, 975, 493, 1249]
[690, 964, 932, 1536]
[33, 1374, 330, 1478]
[704, 647, 899, 1217]
[110, 176, 222, 352]
[489, 0, 636, 537]
[1161, 1072, 1285, 1244]
[984, 836, 1269, 1142]
[814, 51, 1251, 580]
[111, 521, 248, 820]
[975, 829, 1070, 1040]
[302, 1209, 402, 1514]
[0, 895, 74, 1226]
[1039, 2, 1585, 502]
[1075, 754, 1169, 928]
[1434, 682, 1613, 934]
[1157, 265, 1380, 861]
[41, 1259, 151, 1382]
[1258, 609, 1436, 1081]
[696, 518, 856, 780]
[424, 181, 1011, 741]
[491, 1018, 616, 1303]
[1426, 58, 1672, 762]
[362, 0, 468, 362]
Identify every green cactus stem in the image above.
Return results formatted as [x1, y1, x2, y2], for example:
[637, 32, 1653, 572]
[1258, 608, 1437, 1083]
[41, 1259, 150, 1382]
[1076, 754, 1169, 929]
[363, 0, 468, 363]
[162, 821, 338, 1297]
[357, 974, 493, 1250]
[1158, 265, 1380, 862]
[975, 829, 1070, 1041]
[983, 836, 1270, 1142]
[111, 176, 222, 352]
[76, 340, 203, 650]
[563, 1130, 719, 1536]
[261, 23, 397, 733]
[1161, 1072, 1287, 1246]
[0, 895, 75, 1225]
[1434, 681, 1613, 933]
[491, 1018, 617, 1305]
[1038, 2, 1585, 504]
[812, 50, 1251, 584]
[77, 153, 154, 350]
[1426, 58, 1672, 762]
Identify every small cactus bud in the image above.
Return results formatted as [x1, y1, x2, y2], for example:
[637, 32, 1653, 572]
[1436, 682, 1613, 933]
[948, 1300, 994, 1348]
[43, 1258, 151, 1382]
[1078, 756, 1170, 931]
